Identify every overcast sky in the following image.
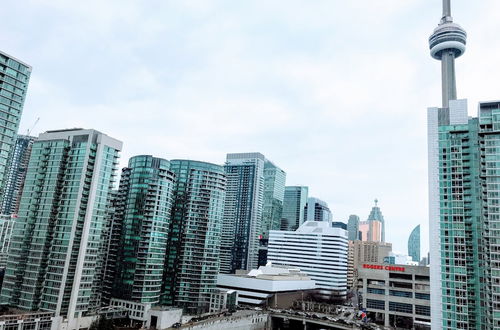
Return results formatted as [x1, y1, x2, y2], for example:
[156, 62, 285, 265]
[2, 0, 500, 254]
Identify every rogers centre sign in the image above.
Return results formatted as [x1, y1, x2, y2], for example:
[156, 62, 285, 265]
[362, 264, 405, 272]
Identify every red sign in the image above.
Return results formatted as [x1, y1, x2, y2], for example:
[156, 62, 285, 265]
[362, 264, 405, 272]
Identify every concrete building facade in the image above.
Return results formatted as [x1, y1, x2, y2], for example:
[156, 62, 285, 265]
[357, 263, 430, 328]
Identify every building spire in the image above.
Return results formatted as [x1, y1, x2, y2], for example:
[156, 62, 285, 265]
[443, 0, 451, 17]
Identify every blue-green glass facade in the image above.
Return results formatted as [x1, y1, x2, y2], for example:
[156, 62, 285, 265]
[162, 160, 226, 314]
[281, 186, 308, 230]
[0, 129, 122, 323]
[112, 155, 175, 303]
[347, 215, 360, 241]
[434, 102, 500, 328]
[0, 51, 31, 201]
[407, 225, 420, 262]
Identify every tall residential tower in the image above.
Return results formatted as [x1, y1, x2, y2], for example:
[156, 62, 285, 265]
[0, 51, 31, 201]
[220, 153, 265, 273]
[0, 129, 122, 329]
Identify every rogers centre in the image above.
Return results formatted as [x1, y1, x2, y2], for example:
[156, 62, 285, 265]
[362, 264, 405, 272]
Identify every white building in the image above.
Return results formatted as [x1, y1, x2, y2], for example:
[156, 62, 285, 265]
[217, 264, 316, 306]
[267, 220, 348, 300]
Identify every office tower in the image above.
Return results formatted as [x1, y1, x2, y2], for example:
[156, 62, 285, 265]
[304, 197, 332, 222]
[347, 215, 360, 241]
[347, 240, 392, 289]
[408, 225, 421, 263]
[220, 153, 265, 274]
[112, 156, 176, 303]
[258, 160, 286, 266]
[0, 215, 14, 268]
[0, 135, 36, 215]
[0, 52, 31, 199]
[359, 219, 382, 242]
[162, 160, 226, 314]
[0, 129, 122, 329]
[268, 220, 348, 301]
[367, 199, 385, 242]
[281, 186, 308, 230]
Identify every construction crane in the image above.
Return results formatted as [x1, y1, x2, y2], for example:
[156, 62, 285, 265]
[26, 117, 40, 136]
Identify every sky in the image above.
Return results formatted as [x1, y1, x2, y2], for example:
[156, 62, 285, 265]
[2, 0, 500, 254]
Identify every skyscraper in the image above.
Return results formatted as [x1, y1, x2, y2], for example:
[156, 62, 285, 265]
[220, 153, 265, 273]
[268, 220, 348, 301]
[0, 51, 31, 200]
[281, 186, 308, 230]
[0, 129, 122, 329]
[260, 160, 286, 239]
[258, 160, 286, 266]
[162, 160, 226, 314]
[366, 199, 385, 242]
[408, 225, 421, 263]
[347, 215, 360, 241]
[426, 1, 500, 328]
[112, 156, 176, 304]
[0, 135, 36, 215]
[304, 197, 332, 222]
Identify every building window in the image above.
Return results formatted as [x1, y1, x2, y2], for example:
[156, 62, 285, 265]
[366, 299, 385, 310]
[367, 288, 385, 295]
[389, 290, 412, 298]
[389, 302, 413, 314]
[415, 292, 430, 300]
[415, 305, 431, 316]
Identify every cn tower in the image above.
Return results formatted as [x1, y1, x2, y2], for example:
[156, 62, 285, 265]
[429, 0, 467, 108]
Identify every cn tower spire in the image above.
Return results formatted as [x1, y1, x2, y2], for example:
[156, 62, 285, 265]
[429, 0, 467, 108]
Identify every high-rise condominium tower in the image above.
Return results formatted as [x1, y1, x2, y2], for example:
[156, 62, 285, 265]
[220, 153, 265, 273]
[0, 135, 36, 215]
[408, 225, 421, 263]
[162, 160, 226, 314]
[304, 197, 332, 222]
[0, 51, 31, 200]
[426, 1, 500, 328]
[258, 160, 286, 266]
[112, 156, 176, 303]
[281, 186, 308, 230]
[0, 129, 122, 329]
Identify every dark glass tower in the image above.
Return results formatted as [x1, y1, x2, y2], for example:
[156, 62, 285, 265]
[161, 160, 226, 314]
[112, 155, 176, 303]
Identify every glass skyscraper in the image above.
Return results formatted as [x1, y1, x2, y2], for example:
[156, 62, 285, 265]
[0, 135, 36, 215]
[112, 156, 176, 304]
[407, 224, 420, 263]
[347, 214, 360, 241]
[161, 160, 226, 314]
[0, 51, 31, 201]
[281, 186, 308, 230]
[0, 129, 122, 328]
[258, 160, 286, 266]
[220, 153, 265, 274]
[304, 197, 332, 222]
